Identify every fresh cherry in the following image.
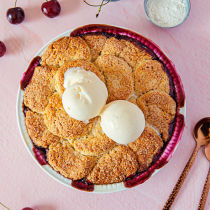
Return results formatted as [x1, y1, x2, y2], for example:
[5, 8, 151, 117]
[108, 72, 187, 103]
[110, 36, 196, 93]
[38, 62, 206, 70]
[6, 0, 25, 24]
[0, 41, 6, 57]
[41, 0, 61, 18]
[22, 208, 34, 210]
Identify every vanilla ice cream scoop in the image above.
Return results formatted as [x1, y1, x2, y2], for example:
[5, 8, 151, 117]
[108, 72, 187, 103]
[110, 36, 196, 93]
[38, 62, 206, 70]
[62, 68, 108, 121]
[63, 67, 94, 88]
[100, 100, 145, 144]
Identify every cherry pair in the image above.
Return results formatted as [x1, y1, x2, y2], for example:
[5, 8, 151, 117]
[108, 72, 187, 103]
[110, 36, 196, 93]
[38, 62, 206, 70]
[7, 0, 61, 25]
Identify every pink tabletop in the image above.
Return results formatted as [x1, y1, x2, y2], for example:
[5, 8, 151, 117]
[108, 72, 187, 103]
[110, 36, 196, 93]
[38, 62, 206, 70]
[1, 0, 210, 209]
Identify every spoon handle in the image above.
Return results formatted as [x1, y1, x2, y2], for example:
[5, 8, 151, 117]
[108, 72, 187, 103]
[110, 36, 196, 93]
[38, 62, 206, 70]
[163, 143, 201, 210]
[198, 166, 210, 210]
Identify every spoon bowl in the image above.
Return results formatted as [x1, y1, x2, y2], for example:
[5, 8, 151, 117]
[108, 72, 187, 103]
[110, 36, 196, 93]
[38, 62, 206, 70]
[194, 118, 210, 146]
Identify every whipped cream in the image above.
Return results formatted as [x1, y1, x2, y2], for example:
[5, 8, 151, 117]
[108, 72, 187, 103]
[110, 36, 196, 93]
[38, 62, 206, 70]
[63, 67, 93, 88]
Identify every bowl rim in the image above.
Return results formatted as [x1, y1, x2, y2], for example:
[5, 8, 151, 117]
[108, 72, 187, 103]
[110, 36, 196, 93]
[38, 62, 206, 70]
[144, 0, 191, 29]
[17, 24, 186, 193]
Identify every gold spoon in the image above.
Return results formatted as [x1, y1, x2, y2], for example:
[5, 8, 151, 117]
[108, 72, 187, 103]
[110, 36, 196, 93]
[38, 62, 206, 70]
[198, 138, 210, 210]
[163, 118, 210, 210]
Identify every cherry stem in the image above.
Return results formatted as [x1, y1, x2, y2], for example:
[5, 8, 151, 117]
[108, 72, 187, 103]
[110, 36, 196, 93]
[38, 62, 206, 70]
[96, 0, 105, 18]
[15, 0, 17, 7]
[0, 202, 11, 210]
[83, 0, 111, 7]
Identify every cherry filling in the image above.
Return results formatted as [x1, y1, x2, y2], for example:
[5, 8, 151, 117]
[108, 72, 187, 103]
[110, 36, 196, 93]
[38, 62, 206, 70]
[71, 178, 94, 192]
[32, 145, 47, 166]
[22, 102, 29, 117]
[20, 56, 41, 90]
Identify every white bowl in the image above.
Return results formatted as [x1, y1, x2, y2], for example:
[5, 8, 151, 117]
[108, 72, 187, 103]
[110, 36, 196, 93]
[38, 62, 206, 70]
[17, 25, 186, 193]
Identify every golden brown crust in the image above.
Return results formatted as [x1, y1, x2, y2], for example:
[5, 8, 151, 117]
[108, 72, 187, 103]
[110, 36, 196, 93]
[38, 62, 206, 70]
[25, 110, 59, 148]
[128, 125, 163, 172]
[55, 60, 105, 95]
[41, 37, 91, 68]
[47, 141, 97, 180]
[94, 54, 134, 103]
[134, 60, 170, 96]
[136, 91, 176, 141]
[74, 117, 116, 156]
[87, 145, 138, 184]
[44, 93, 94, 139]
[119, 39, 154, 68]
[101, 37, 125, 56]
[82, 34, 107, 61]
[24, 66, 57, 113]
[128, 96, 137, 105]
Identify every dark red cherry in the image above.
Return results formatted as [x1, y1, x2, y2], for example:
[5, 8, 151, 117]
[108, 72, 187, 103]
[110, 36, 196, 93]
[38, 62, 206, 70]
[0, 41, 6, 57]
[22, 208, 34, 210]
[41, 0, 61, 18]
[6, 0, 25, 24]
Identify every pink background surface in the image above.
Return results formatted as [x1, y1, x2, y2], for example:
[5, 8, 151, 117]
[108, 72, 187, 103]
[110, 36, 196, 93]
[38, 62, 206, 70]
[1, 0, 210, 209]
